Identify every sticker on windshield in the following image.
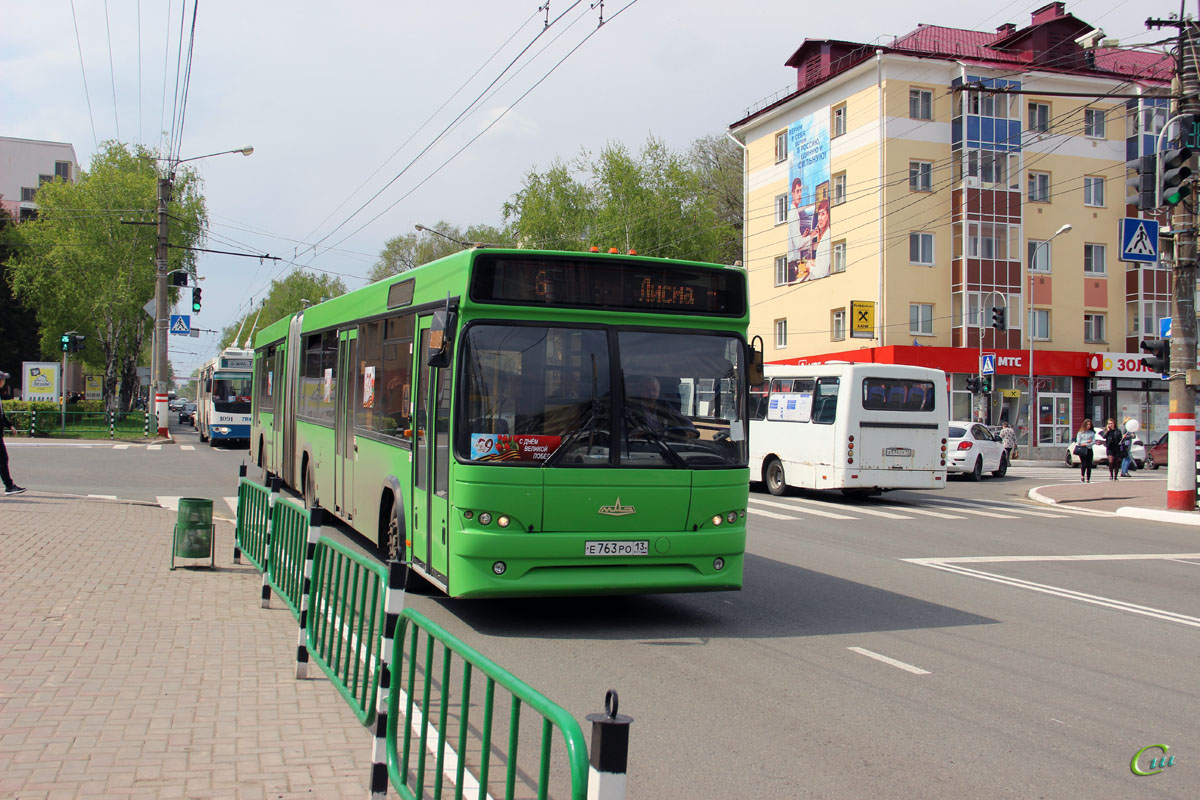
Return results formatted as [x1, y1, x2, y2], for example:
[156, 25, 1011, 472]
[471, 433, 562, 462]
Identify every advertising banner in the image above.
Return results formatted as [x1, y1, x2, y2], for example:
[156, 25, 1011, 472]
[21, 362, 60, 402]
[469, 433, 561, 462]
[786, 109, 832, 284]
[85, 375, 102, 400]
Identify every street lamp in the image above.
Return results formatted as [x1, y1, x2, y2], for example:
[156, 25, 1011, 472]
[152, 146, 254, 436]
[1027, 222, 1072, 452]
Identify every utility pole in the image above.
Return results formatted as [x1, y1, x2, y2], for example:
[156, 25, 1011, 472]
[1149, 15, 1199, 510]
[154, 175, 171, 437]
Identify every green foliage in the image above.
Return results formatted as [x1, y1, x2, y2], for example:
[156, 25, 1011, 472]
[503, 134, 743, 264]
[367, 221, 509, 283]
[219, 271, 349, 350]
[5, 141, 208, 410]
[0, 208, 42, 372]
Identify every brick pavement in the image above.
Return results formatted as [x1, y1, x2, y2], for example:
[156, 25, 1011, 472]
[0, 493, 372, 799]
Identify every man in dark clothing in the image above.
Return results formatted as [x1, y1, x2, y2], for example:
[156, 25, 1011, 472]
[0, 371, 26, 495]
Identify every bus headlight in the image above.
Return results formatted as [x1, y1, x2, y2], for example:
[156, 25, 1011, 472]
[725, 511, 738, 524]
[492, 561, 506, 575]
[713, 557, 725, 571]
[478, 512, 493, 526]
[497, 515, 511, 528]
[711, 514, 723, 526]
[212, 426, 231, 435]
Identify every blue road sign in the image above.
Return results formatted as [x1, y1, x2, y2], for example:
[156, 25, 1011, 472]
[1161, 316, 1172, 339]
[981, 353, 996, 375]
[169, 314, 191, 335]
[1119, 218, 1159, 264]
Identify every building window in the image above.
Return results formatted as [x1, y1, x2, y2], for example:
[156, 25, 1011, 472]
[1084, 243, 1106, 275]
[832, 240, 846, 273]
[1028, 102, 1050, 133]
[1028, 239, 1052, 272]
[909, 232, 934, 265]
[831, 309, 846, 341]
[775, 193, 788, 225]
[1083, 175, 1105, 207]
[20, 187, 36, 202]
[775, 131, 788, 163]
[832, 173, 847, 205]
[909, 160, 933, 192]
[910, 303, 933, 335]
[54, 161, 72, 180]
[967, 222, 1011, 260]
[1084, 108, 1106, 138]
[38, 174, 53, 186]
[1028, 171, 1050, 202]
[1084, 313, 1106, 342]
[832, 104, 847, 138]
[909, 88, 932, 120]
[774, 255, 788, 287]
[775, 319, 788, 348]
[1031, 309, 1050, 340]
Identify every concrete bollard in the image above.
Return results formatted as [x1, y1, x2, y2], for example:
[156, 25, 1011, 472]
[586, 690, 633, 800]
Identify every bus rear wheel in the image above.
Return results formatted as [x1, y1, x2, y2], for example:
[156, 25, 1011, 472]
[765, 457, 788, 496]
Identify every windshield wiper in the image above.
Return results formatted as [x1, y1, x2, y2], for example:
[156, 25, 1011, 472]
[623, 407, 687, 468]
[543, 408, 607, 468]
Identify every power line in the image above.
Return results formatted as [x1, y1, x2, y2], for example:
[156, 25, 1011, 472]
[104, 0, 120, 141]
[69, 0, 99, 150]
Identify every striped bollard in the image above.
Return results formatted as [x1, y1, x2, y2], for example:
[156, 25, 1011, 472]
[262, 476, 281, 608]
[296, 505, 323, 679]
[369, 559, 408, 800]
[1167, 411, 1197, 510]
[586, 690, 632, 800]
[30, 409, 36, 436]
[109, 410, 115, 440]
[234, 465, 247, 563]
[144, 410, 150, 437]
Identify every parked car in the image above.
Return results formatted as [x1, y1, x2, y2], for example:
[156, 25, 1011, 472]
[947, 421, 1008, 480]
[1144, 431, 1200, 469]
[178, 402, 196, 425]
[1064, 428, 1146, 469]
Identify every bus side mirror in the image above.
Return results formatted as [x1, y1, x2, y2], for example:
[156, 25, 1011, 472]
[427, 308, 457, 368]
[748, 336, 764, 386]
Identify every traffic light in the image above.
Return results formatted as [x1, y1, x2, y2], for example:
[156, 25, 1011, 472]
[965, 376, 981, 394]
[991, 307, 1006, 332]
[981, 375, 992, 393]
[70, 334, 86, 353]
[1161, 146, 1192, 207]
[1125, 154, 1157, 211]
[169, 271, 188, 287]
[1140, 338, 1169, 375]
[61, 333, 71, 352]
[191, 287, 202, 313]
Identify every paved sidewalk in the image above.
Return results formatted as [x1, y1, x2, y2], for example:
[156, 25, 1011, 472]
[1026, 467, 1200, 525]
[0, 492, 371, 799]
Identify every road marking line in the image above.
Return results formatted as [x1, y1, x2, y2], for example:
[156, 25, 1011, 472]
[112, 444, 132, 450]
[87, 494, 117, 499]
[927, 498, 1064, 518]
[749, 498, 856, 520]
[922, 505, 1016, 519]
[180, 445, 195, 451]
[748, 508, 799, 521]
[875, 504, 965, 519]
[904, 554, 1200, 628]
[847, 647, 931, 675]
[147, 445, 161, 451]
[785, 496, 909, 519]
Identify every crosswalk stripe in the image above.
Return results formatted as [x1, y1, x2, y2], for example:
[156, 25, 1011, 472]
[180, 445, 195, 451]
[807, 501, 911, 520]
[926, 497, 1065, 518]
[749, 498, 856, 520]
[147, 445, 161, 451]
[923, 504, 1016, 519]
[878, 504, 965, 520]
[88, 494, 117, 500]
[748, 507, 799, 521]
[112, 444, 131, 450]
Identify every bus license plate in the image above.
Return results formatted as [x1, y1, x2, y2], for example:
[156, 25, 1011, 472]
[885, 447, 913, 457]
[585, 540, 649, 556]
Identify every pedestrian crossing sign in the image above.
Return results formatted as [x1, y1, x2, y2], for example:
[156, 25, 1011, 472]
[169, 314, 191, 335]
[981, 353, 996, 375]
[1119, 217, 1158, 264]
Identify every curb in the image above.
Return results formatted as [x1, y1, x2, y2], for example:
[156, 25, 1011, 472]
[1113, 506, 1200, 526]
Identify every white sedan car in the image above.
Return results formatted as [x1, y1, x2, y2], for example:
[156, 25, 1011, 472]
[1064, 428, 1146, 469]
[947, 421, 1009, 480]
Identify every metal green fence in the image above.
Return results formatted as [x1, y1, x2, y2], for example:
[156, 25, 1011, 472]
[235, 477, 273, 572]
[383, 609, 589, 800]
[5, 409, 151, 438]
[307, 537, 386, 726]
[265, 495, 311, 619]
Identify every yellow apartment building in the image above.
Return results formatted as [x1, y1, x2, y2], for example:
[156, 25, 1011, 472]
[728, 2, 1175, 454]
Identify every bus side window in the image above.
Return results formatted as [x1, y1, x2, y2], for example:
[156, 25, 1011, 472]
[813, 377, 838, 424]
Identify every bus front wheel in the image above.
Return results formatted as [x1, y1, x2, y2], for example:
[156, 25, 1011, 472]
[384, 499, 427, 593]
[765, 457, 788, 496]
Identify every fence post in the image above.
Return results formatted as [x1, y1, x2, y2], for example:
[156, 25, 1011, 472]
[369, 559, 408, 800]
[30, 409, 36, 436]
[262, 476, 281, 608]
[109, 410, 115, 440]
[585, 690, 633, 800]
[296, 504, 323, 680]
[144, 410, 150, 438]
[234, 465, 247, 564]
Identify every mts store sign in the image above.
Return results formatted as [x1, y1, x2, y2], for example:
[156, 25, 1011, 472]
[1089, 352, 1161, 379]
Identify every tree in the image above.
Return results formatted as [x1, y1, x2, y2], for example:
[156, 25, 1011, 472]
[7, 142, 207, 410]
[219, 271, 349, 350]
[0, 208, 41, 375]
[503, 134, 743, 264]
[366, 221, 509, 283]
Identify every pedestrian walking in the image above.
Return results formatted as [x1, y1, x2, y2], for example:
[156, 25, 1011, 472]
[1101, 418, 1122, 481]
[0, 371, 26, 496]
[1119, 418, 1139, 477]
[1073, 418, 1096, 483]
[999, 420, 1017, 462]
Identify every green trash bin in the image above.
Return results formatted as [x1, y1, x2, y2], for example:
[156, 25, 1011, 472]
[172, 497, 215, 569]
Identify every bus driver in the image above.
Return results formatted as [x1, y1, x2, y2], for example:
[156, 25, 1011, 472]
[626, 375, 698, 439]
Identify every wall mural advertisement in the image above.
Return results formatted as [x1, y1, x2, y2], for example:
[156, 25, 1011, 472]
[787, 109, 832, 284]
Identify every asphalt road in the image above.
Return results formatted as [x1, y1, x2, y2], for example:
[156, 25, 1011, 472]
[5, 432, 1197, 798]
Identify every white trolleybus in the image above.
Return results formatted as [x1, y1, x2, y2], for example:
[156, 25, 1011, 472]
[749, 362, 948, 495]
[195, 347, 254, 447]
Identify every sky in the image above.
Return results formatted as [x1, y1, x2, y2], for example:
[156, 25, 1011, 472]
[0, 0, 1170, 380]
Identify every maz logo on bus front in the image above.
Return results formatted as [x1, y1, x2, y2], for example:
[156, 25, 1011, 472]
[598, 498, 637, 516]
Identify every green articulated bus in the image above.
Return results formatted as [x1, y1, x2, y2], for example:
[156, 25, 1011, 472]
[251, 248, 753, 598]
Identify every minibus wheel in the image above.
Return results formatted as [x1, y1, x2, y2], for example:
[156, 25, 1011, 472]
[765, 457, 787, 496]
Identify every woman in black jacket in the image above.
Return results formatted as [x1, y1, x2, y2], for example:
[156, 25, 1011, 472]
[1102, 418, 1122, 481]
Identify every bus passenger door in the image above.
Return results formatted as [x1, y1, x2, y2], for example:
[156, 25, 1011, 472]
[411, 318, 450, 586]
[333, 331, 356, 521]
